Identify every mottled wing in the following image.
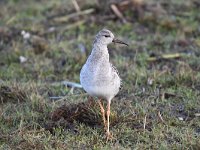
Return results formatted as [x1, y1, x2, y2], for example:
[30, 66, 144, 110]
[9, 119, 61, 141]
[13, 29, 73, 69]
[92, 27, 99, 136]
[110, 63, 122, 90]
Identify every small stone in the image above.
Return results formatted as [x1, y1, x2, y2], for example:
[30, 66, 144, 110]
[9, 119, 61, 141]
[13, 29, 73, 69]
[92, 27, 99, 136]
[21, 30, 30, 39]
[147, 77, 154, 85]
[178, 117, 184, 121]
[194, 113, 200, 117]
[19, 56, 27, 63]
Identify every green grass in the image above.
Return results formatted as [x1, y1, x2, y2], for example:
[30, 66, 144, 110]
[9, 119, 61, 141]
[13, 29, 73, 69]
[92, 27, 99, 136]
[0, 0, 200, 149]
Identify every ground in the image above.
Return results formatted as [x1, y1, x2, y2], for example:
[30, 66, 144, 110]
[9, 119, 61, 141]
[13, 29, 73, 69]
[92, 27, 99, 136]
[0, 0, 200, 149]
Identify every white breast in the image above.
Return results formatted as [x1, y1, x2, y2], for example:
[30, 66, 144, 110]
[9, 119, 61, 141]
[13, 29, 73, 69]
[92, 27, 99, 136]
[80, 63, 120, 101]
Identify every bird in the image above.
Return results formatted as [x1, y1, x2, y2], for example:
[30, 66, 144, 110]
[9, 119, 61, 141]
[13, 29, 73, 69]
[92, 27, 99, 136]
[80, 29, 128, 140]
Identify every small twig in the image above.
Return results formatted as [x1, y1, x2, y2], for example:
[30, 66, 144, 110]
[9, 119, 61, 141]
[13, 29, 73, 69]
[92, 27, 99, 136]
[119, 0, 132, 7]
[53, 9, 94, 23]
[72, 0, 80, 12]
[49, 96, 64, 100]
[110, 4, 127, 23]
[158, 111, 165, 123]
[147, 53, 183, 61]
[143, 114, 147, 131]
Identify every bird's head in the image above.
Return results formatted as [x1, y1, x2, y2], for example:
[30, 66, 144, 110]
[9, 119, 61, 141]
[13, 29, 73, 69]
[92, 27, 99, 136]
[94, 29, 128, 46]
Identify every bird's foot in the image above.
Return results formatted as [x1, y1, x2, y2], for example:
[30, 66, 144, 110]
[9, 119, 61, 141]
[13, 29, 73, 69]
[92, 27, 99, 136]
[106, 131, 113, 142]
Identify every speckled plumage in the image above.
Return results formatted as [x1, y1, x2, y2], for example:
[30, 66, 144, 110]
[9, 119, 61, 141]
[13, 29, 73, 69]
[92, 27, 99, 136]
[80, 29, 121, 102]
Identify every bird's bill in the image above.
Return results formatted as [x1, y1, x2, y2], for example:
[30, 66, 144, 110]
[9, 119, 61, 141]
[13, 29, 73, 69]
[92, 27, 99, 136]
[112, 38, 128, 46]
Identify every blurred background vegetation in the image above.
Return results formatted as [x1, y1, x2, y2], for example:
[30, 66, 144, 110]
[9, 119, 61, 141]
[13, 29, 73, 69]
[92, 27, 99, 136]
[0, 0, 200, 149]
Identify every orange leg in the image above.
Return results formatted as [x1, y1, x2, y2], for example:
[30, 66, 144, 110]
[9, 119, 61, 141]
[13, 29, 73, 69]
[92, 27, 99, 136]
[97, 99, 106, 128]
[106, 100, 112, 140]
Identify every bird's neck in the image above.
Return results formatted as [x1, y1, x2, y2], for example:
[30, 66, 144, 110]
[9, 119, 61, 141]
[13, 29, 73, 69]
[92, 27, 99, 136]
[91, 43, 109, 60]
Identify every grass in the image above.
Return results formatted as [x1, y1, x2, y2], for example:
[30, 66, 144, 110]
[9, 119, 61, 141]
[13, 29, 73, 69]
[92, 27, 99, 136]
[0, 0, 200, 149]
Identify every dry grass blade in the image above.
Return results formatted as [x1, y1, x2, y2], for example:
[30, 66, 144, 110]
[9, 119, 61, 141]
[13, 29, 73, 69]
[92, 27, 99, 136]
[147, 53, 183, 61]
[72, 0, 80, 12]
[143, 114, 147, 131]
[158, 111, 165, 123]
[110, 4, 127, 23]
[52, 9, 94, 23]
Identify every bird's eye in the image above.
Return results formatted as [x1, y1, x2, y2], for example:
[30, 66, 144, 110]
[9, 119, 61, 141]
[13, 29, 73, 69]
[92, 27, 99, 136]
[104, 35, 110, 38]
